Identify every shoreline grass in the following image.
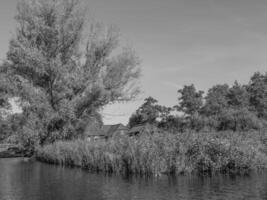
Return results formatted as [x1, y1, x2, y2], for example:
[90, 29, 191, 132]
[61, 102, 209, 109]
[36, 131, 267, 176]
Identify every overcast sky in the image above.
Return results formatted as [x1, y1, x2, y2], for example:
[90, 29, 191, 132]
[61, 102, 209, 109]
[1, 0, 267, 124]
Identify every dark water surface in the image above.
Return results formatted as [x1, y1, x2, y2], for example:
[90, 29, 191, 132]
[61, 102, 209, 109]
[0, 158, 267, 200]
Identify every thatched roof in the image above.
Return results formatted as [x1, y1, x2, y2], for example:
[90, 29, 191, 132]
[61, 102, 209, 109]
[86, 130, 105, 137]
[128, 123, 159, 136]
[103, 124, 128, 137]
[87, 124, 128, 137]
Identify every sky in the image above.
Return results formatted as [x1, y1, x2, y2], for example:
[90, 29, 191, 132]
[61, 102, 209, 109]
[0, 0, 267, 124]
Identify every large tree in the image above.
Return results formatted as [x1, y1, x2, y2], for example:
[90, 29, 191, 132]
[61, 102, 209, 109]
[227, 81, 249, 109]
[1, 0, 140, 148]
[202, 84, 229, 116]
[247, 72, 267, 119]
[176, 84, 204, 116]
[128, 97, 171, 128]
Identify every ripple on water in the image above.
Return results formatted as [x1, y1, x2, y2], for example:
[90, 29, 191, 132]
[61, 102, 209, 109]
[0, 158, 267, 200]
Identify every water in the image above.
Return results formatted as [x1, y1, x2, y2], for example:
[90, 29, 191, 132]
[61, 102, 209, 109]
[0, 158, 267, 200]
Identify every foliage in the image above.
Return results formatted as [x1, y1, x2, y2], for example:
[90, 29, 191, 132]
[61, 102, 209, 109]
[176, 84, 204, 116]
[0, 0, 140, 149]
[36, 130, 267, 176]
[202, 84, 229, 116]
[216, 108, 262, 131]
[129, 72, 267, 133]
[0, 74, 12, 115]
[158, 115, 188, 133]
[128, 97, 171, 128]
[227, 81, 249, 108]
[247, 72, 267, 119]
[0, 117, 9, 141]
[0, 113, 24, 142]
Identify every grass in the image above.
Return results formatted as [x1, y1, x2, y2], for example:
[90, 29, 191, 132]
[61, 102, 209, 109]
[36, 131, 267, 176]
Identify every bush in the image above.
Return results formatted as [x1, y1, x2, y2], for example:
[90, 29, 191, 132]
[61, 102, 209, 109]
[217, 108, 263, 131]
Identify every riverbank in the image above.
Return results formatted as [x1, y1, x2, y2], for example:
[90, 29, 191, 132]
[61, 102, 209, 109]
[36, 131, 267, 176]
[0, 144, 25, 158]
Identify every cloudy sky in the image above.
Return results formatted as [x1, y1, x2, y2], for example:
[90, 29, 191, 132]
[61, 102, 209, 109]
[0, 0, 267, 124]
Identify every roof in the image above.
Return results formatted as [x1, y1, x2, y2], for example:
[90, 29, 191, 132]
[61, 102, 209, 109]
[86, 129, 105, 137]
[87, 124, 128, 137]
[128, 123, 159, 135]
[103, 124, 128, 137]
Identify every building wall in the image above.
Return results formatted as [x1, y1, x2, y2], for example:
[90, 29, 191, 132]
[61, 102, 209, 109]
[87, 136, 106, 142]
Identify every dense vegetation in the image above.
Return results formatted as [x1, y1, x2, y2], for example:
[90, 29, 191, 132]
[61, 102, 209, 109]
[0, 114, 24, 143]
[0, 0, 140, 151]
[129, 73, 267, 132]
[36, 131, 267, 176]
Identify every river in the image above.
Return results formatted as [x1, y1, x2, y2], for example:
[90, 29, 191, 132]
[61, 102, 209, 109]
[0, 158, 267, 200]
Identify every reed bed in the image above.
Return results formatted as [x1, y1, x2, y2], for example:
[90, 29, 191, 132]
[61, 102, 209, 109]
[36, 131, 267, 176]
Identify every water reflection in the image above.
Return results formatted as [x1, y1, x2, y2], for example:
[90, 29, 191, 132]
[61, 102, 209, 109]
[0, 158, 266, 200]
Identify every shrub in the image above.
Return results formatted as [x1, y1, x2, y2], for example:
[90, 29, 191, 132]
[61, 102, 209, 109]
[217, 108, 263, 131]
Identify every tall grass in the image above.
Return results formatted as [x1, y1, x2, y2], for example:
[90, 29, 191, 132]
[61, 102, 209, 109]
[36, 131, 267, 176]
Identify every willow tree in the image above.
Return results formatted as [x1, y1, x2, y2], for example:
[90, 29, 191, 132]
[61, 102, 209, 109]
[1, 0, 140, 148]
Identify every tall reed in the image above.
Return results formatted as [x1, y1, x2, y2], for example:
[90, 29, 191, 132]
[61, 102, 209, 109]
[36, 131, 267, 176]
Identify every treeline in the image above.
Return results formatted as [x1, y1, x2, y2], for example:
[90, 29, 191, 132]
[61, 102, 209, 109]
[129, 72, 267, 132]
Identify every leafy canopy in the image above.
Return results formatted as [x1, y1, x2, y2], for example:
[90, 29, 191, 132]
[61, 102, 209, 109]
[176, 84, 204, 116]
[1, 0, 140, 146]
[128, 97, 171, 128]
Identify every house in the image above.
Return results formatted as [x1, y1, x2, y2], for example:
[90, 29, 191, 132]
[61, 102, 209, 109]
[86, 124, 129, 142]
[102, 124, 129, 138]
[127, 123, 160, 137]
[86, 131, 106, 142]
